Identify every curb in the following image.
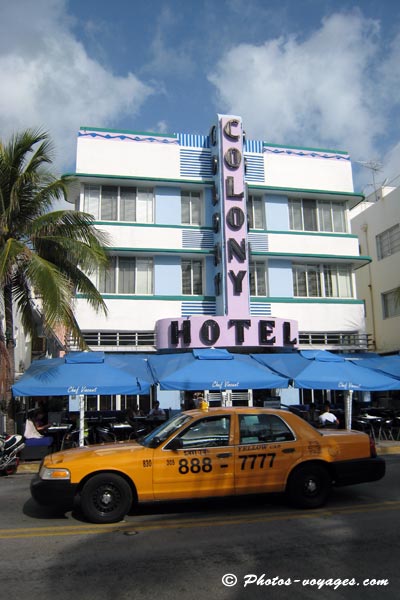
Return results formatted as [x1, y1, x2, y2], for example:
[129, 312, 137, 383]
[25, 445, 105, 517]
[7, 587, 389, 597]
[17, 462, 40, 474]
[376, 444, 400, 455]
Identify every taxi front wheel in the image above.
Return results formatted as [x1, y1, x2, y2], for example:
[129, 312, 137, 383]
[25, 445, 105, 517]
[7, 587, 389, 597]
[80, 473, 133, 524]
[286, 464, 331, 509]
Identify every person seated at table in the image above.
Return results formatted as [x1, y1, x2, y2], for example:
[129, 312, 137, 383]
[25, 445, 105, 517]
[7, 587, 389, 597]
[319, 402, 339, 427]
[24, 410, 50, 438]
[148, 401, 166, 419]
[24, 410, 53, 449]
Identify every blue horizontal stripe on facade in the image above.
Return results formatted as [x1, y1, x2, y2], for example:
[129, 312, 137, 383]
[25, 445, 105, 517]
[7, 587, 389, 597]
[248, 233, 269, 251]
[181, 301, 217, 316]
[182, 230, 214, 249]
[250, 302, 272, 316]
[244, 155, 265, 182]
[180, 149, 213, 177]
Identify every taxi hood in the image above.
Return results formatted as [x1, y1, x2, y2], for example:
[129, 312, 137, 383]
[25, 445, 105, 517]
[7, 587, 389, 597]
[45, 441, 143, 465]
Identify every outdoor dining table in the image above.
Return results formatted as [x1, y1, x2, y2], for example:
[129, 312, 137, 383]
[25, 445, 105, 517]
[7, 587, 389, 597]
[47, 424, 73, 451]
[110, 422, 134, 441]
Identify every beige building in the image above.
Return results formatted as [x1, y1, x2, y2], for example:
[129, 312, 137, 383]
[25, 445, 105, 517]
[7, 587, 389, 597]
[351, 186, 400, 354]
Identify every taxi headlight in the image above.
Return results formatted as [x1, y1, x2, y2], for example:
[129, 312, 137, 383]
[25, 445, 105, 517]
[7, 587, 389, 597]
[39, 466, 71, 481]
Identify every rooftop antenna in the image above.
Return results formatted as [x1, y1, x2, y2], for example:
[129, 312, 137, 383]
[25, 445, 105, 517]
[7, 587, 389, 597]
[356, 160, 383, 201]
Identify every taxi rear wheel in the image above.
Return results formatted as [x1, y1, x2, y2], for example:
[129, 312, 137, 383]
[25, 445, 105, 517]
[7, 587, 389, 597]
[286, 464, 331, 509]
[80, 473, 133, 524]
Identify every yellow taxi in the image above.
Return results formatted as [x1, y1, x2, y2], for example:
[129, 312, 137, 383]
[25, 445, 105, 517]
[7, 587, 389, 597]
[31, 407, 385, 523]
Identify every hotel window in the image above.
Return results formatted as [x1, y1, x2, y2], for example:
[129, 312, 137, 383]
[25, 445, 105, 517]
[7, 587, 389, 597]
[250, 260, 268, 296]
[289, 199, 347, 233]
[181, 191, 202, 225]
[293, 263, 321, 297]
[99, 257, 117, 293]
[181, 259, 203, 295]
[382, 288, 400, 319]
[319, 201, 346, 233]
[83, 185, 154, 223]
[101, 186, 118, 220]
[376, 224, 400, 260]
[323, 265, 353, 298]
[292, 263, 353, 298]
[134, 188, 154, 223]
[98, 257, 153, 294]
[247, 195, 264, 229]
[83, 185, 101, 219]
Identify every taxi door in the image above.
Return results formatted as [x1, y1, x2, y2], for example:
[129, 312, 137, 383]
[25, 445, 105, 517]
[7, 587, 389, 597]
[152, 415, 235, 501]
[234, 413, 303, 495]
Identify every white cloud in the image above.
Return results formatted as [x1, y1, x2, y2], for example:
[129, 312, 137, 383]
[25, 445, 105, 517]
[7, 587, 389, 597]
[208, 11, 388, 161]
[0, 0, 153, 173]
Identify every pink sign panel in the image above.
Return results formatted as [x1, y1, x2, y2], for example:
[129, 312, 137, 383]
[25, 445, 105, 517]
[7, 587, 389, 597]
[156, 316, 298, 350]
[219, 116, 250, 316]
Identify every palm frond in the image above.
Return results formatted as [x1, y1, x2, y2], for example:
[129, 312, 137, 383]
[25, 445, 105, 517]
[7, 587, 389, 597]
[1, 128, 109, 371]
[0, 238, 27, 285]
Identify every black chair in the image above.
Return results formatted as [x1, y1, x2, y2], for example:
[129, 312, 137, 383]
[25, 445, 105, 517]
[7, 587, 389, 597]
[352, 417, 374, 438]
[379, 418, 395, 441]
[95, 425, 117, 444]
[61, 429, 90, 449]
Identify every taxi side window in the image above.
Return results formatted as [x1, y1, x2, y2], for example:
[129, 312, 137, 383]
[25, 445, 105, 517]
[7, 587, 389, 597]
[239, 414, 294, 444]
[174, 416, 231, 448]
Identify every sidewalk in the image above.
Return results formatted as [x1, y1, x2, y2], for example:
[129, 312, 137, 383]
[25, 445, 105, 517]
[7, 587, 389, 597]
[375, 440, 400, 455]
[15, 441, 400, 475]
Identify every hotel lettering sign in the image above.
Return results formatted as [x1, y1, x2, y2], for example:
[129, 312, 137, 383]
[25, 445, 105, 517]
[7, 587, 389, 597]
[156, 316, 297, 349]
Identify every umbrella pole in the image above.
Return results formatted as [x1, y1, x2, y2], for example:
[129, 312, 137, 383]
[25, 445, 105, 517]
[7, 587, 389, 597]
[345, 390, 353, 430]
[79, 394, 85, 447]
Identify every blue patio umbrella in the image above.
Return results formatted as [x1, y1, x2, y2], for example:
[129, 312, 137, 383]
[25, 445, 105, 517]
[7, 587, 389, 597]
[12, 352, 155, 448]
[12, 351, 155, 397]
[293, 353, 399, 430]
[148, 348, 289, 391]
[347, 355, 400, 380]
[293, 352, 400, 391]
[250, 352, 311, 378]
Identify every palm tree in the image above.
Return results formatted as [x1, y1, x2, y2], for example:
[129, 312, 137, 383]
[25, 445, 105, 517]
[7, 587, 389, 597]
[0, 128, 109, 432]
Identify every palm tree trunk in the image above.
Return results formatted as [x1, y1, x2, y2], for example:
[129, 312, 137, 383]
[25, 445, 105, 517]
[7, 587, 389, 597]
[0, 319, 11, 433]
[4, 284, 16, 434]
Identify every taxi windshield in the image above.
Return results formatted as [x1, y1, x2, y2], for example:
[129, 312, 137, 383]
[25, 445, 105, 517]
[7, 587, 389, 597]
[140, 413, 192, 448]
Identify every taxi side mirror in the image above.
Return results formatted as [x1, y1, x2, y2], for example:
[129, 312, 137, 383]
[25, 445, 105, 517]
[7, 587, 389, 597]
[167, 438, 183, 451]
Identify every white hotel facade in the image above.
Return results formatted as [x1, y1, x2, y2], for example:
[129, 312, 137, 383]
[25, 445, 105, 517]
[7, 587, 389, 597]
[65, 115, 370, 409]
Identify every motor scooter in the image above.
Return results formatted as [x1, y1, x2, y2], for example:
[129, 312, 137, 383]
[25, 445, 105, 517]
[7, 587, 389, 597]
[0, 433, 25, 475]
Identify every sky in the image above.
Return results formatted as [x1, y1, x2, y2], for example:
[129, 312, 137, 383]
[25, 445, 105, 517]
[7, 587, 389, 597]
[1, 0, 400, 195]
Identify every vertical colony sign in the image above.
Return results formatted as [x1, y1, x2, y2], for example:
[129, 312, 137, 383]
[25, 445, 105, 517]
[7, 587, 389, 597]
[156, 114, 298, 350]
[213, 115, 250, 316]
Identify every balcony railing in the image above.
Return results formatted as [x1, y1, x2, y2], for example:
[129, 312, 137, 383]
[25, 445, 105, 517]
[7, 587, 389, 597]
[67, 330, 373, 352]
[298, 331, 373, 350]
[67, 331, 156, 351]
